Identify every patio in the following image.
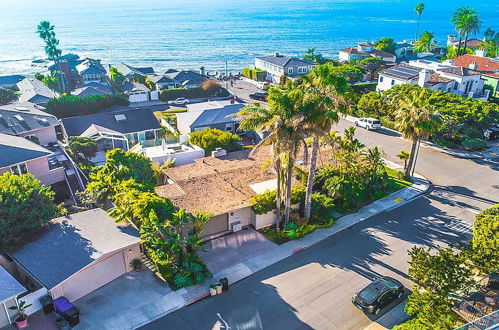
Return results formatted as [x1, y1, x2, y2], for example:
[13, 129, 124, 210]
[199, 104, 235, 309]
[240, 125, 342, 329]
[198, 227, 277, 274]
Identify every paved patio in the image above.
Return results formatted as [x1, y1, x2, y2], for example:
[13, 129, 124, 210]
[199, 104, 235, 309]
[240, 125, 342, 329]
[198, 227, 277, 274]
[75, 269, 172, 329]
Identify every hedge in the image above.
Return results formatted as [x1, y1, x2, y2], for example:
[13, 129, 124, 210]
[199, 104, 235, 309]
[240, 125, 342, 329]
[159, 87, 229, 102]
[45, 94, 129, 118]
[461, 138, 487, 150]
[242, 67, 267, 82]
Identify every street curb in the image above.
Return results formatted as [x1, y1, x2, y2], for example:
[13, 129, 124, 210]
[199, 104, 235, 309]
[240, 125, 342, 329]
[133, 168, 431, 329]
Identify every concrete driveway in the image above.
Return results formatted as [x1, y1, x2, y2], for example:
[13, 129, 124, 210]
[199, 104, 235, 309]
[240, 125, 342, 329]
[75, 269, 173, 329]
[199, 228, 277, 274]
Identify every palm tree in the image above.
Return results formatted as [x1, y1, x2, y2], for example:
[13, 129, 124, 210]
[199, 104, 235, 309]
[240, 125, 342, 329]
[394, 88, 440, 177]
[36, 20, 66, 92]
[413, 31, 435, 53]
[301, 63, 348, 220]
[414, 2, 425, 42]
[451, 7, 482, 56]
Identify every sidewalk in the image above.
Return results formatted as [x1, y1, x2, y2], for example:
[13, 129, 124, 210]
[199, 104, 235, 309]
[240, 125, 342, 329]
[128, 163, 430, 330]
[343, 115, 499, 160]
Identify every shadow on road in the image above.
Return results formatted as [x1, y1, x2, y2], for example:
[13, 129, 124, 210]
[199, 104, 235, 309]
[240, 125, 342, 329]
[375, 128, 401, 138]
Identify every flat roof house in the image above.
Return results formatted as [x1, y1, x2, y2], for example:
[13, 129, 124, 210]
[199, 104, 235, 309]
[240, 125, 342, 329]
[377, 59, 490, 100]
[176, 101, 244, 134]
[10, 209, 141, 303]
[255, 53, 317, 83]
[0, 133, 65, 186]
[339, 43, 397, 63]
[0, 102, 59, 145]
[0, 266, 26, 328]
[16, 77, 55, 105]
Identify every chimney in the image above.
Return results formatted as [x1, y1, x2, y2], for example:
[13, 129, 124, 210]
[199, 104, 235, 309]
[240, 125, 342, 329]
[475, 49, 487, 57]
[274, 52, 280, 57]
[469, 62, 478, 70]
[211, 148, 227, 158]
[199, 66, 205, 76]
[447, 35, 456, 46]
[418, 69, 430, 87]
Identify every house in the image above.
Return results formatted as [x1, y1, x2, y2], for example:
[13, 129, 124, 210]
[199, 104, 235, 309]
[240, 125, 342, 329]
[72, 85, 110, 98]
[339, 43, 397, 63]
[16, 77, 55, 105]
[114, 63, 155, 81]
[0, 102, 59, 145]
[447, 35, 483, 50]
[48, 53, 84, 90]
[255, 53, 317, 83]
[136, 137, 205, 166]
[377, 59, 490, 100]
[10, 208, 141, 303]
[119, 81, 152, 103]
[147, 74, 177, 91]
[451, 53, 499, 100]
[0, 133, 65, 186]
[163, 69, 208, 89]
[0, 75, 25, 89]
[176, 101, 244, 134]
[0, 266, 26, 328]
[61, 108, 162, 159]
[394, 41, 414, 59]
[155, 148, 276, 238]
[76, 58, 107, 85]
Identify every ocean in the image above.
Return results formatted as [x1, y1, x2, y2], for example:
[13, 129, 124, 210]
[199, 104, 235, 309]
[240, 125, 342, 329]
[1, 0, 497, 75]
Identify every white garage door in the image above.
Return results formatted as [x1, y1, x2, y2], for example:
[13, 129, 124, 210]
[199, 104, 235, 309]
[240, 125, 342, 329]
[129, 92, 149, 103]
[61, 252, 126, 301]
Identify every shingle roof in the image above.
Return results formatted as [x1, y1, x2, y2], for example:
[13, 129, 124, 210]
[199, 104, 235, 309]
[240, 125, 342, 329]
[0, 102, 59, 136]
[0, 75, 26, 87]
[72, 86, 107, 98]
[148, 74, 175, 84]
[61, 108, 161, 137]
[452, 55, 499, 78]
[119, 81, 150, 93]
[11, 208, 140, 289]
[16, 76, 55, 104]
[0, 266, 26, 303]
[0, 133, 52, 168]
[83, 82, 113, 94]
[256, 54, 316, 68]
[177, 103, 244, 130]
[438, 66, 481, 77]
[123, 64, 155, 76]
[164, 70, 207, 86]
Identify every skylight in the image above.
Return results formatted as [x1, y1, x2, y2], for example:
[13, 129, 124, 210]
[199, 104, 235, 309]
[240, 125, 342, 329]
[115, 114, 126, 121]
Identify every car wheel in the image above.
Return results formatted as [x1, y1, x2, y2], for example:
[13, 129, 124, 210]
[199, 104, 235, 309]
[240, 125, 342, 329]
[397, 291, 403, 298]
[355, 122, 359, 126]
[373, 308, 380, 315]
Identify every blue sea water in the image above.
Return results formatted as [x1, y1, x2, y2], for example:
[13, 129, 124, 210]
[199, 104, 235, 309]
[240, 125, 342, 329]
[0, 0, 497, 75]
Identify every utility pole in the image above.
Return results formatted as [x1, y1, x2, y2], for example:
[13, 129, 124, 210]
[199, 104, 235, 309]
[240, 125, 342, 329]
[225, 59, 229, 90]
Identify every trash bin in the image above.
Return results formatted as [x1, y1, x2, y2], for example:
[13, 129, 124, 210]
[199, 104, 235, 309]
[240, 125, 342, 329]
[220, 277, 229, 291]
[55, 317, 70, 330]
[63, 307, 80, 327]
[40, 295, 54, 314]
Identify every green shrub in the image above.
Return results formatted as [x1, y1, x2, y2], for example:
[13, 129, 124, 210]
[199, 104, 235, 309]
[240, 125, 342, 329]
[461, 138, 487, 150]
[45, 94, 129, 118]
[241, 67, 267, 81]
[310, 193, 336, 224]
[187, 128, 242, 154]
[159, 86, 229, 101]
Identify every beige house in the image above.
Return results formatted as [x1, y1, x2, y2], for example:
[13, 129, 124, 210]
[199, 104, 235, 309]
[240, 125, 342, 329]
[0, 133, 65, 186]
[10, 209, 141, 304]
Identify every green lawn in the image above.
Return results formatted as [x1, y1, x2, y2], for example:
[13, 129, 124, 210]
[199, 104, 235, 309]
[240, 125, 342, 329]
[385, 166, 413, 193]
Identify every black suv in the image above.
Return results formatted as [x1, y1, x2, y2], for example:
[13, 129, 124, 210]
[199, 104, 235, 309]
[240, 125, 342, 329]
[249, 92, 267, 101]
[352, 277, 404, 315]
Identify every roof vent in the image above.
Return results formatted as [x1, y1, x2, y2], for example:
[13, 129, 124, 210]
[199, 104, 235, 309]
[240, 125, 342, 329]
[115, 114, 126, 121]
[37, 117, 50, 126]
[14, 107, 29, 111]
[14, 114, 25, 122]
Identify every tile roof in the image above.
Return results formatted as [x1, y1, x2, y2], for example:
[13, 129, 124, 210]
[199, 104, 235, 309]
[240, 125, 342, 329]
[340, 47, 395, 58]
[452, 55, 499, 78]
[16, 76, 55, 104]
[11, 208, 140, 289]
[0, 133, 52, 168]
[452, 39, 482, 48]
[256, 54, 316, 68]
[0, 102, 58, 136]
[61, 108, 161, 137]
[0, 266, 26, 303]
[426, 73, 453, 86]
[438, 66, 481, 77]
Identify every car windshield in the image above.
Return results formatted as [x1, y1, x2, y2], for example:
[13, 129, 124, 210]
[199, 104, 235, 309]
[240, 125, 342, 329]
[357, 280, 387, 304]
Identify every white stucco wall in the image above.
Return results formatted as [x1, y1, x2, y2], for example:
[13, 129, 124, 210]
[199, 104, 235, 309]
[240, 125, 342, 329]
[254, 210, 276, 229]
[228, 206, 254, 229]
[377, 75, 412, 91]
[19, 126, 57, 146]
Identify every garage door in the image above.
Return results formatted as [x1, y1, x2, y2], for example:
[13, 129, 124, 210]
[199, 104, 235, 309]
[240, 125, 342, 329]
[61, 252, 126, 301]
[129, 92, 149, 103]
[202, 214, 229, 237]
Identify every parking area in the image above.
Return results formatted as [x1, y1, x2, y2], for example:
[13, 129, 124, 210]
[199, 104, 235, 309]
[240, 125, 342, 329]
[199, 227, 277, 274]
[227, 79, 266, 104]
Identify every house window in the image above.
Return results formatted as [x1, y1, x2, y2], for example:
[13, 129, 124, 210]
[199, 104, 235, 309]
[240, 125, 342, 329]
[10, 163, 28, 175]
[225, 123, 233, 132]
[380, 76, 384, 83]
[288, 68, 293, 74]
[145, 131, 156, 140]
[391, 79, 395, 86]
[454, 82, 458, 90]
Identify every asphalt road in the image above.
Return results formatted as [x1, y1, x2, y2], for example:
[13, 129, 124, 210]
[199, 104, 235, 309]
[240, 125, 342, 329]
[141, 120, 499, 330]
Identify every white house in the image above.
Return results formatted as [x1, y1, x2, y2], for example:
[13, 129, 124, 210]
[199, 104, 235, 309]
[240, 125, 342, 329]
[377, 59, 489, 100]
[255, 53, 317, 83]
[339, 43, 396, 63]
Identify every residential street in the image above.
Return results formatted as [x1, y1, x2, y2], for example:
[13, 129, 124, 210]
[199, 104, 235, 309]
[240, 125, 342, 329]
[141, 120, 498, 330]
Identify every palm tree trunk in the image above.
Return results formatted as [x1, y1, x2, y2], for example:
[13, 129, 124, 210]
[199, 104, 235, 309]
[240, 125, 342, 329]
[304, 136, 319, 220]
[463, 32, 469, 56]
[456, 36, 463, 57]
[405, 138, 419, 177]
[283, 155, 293, 226]
[415, 16, 421, 42]
[54, 57, 63, 93]
[275, 159, 281, 230]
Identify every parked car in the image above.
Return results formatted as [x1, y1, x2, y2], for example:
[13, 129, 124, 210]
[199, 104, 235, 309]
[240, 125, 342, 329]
[352, 277, 404, 315]
[168, 98, 189, 106]
[355, 118, 381, 130]
[484, 124, 499, 141]
[249, 92, 267, 101]
[256, 82, 269, 90]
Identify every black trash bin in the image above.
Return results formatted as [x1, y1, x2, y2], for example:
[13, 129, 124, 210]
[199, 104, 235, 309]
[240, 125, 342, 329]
[55, 317, 70, 330]
[220, 277, 229, 291]
[63, 307, 80, 327]
[40, 295, 54, 314]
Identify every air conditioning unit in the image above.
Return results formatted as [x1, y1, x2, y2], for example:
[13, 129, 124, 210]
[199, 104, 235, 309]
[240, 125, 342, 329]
[231, 221, 242, 232]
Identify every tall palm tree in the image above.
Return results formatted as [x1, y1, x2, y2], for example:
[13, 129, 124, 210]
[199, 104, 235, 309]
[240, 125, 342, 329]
[414, 2, 425, 42]
[301, 63, 349, 220]
[394, 88, 440, 177]
[451, 7, 482, 56]
[36, 20, 66, 92]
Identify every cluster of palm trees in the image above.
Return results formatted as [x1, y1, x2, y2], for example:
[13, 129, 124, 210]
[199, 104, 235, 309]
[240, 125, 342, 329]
[36, 20, 66, 93]
[238, 63, 349, 228]
[451, 7, 482, 56]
